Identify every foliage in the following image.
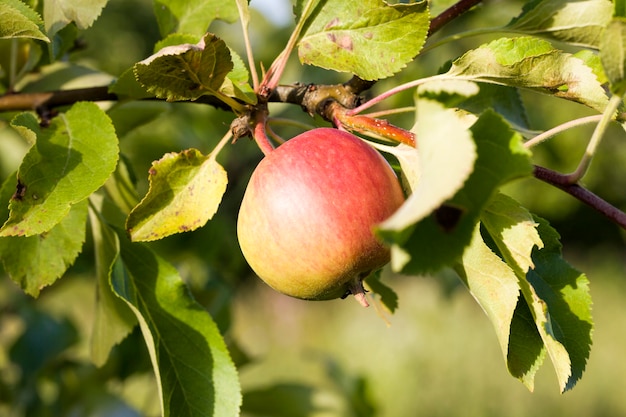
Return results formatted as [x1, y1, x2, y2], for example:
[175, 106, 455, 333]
[0, 0, 624, 415]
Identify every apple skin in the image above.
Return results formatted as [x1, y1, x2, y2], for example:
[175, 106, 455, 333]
[237, 127, 405, 303]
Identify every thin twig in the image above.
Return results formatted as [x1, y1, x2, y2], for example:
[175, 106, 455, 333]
[533, 165, 626, 230]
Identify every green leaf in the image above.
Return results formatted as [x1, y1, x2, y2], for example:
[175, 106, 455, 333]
[112, 234, 241, 417]
[522, 217, 593, 392]
[480, 198, 593, 392]
[153, 0, 238, 37]
[88, 193, 137, 367]
[459, 84, 530, 130]
[0, 102, 119, 237]
[43, 0, 108, 39]
[481, 193, 543, 274]
[379, 96, 476, 232]
[507, 294, 547, 391]
[134, 33, 235, 103]
[364, 270, 398, 313]
[446, 37, 609, 112]
[600, 18, 626, 95]
[126, 148, 227, 242]
[454, 225, 523, 375]
[297, 0, 429, 80]
[380, 110, 532, 274]
[0, 0, 49, 41]
[504, 0, 613, 48]
[0, 175, 87, 297]
[478, 193, 546, 390]
[220, 48, 257, 105]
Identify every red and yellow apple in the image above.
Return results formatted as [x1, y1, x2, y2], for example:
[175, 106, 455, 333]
[237, 128, 405, 306]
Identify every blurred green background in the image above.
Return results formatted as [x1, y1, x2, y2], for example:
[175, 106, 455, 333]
[1, 0, 625, 416]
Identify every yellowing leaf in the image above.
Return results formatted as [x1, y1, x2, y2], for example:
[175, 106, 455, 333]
[127, 148, 227, 242]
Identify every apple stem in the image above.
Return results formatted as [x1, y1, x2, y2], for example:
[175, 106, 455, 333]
[252, 110, 275, 156]
[349, 279, 370, 308]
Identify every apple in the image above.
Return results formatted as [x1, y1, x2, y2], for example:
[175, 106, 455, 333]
[237, 128, 405, 306]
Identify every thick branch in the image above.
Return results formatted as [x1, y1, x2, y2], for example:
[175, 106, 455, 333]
[533, 165, 626, 230]
[0, 87, 116, 112]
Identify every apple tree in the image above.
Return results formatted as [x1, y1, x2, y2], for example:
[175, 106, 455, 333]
[0, 0, 623, 415]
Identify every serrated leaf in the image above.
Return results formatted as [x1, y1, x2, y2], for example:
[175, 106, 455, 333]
[600, 18, 626, 95]
[478, 194, 547, 390]
[297, 0, 429, 80]
[127, 148, 227, 242]
[0, 175, 87, 297]
[481, 193, 543, 273]
[454, 225, 522, 371]
[112, 234, 241, 417]
[379, 97, 476, 231]
[0, 0, 49, 41]
[504, 0, 613, 48]
[0, 103, 119, 237]
[134, 33, 234, 102]
[43, 0, 108, 39]
[380, 110, 533, 274]
[153, 0, 238, 37]
[446, 37, 609, 112]
[88, 193, 137, 367]
[522, 216, 593, 392]
[481, 201, 593, 392]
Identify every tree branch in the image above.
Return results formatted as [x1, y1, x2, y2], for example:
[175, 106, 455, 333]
[0, 87, 116, 112]
[533, 165, 626, 230]
[428, 0, 484, 36]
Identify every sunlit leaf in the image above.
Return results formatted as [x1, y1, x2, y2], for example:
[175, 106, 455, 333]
[153, 0, 238, 37]
[297, 0, 429, 80]
[455, 225, 522, 371]
[380, 110, 532, 274]
[379, 97, 476, 231]
[0, 103, 118, 237]
[112, 235, 241, 417]
[504, 0, 613, 48]
[134, 33, 234, 102]
[220, 48, 257, 105]
[43, 0, 108, 39]
[522, 216, 593, 392]
[481, 193, 543, 273]
[126, 148, 227, 242]
[0, 0, 49, 41]
[446, 37, 609, 112]
[0, 175, 87, 297]
[600, 18, 626, 95]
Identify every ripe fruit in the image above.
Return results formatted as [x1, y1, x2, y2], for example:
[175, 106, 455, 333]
[237, 128, 405, 306]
